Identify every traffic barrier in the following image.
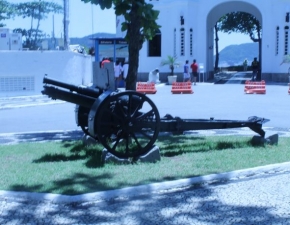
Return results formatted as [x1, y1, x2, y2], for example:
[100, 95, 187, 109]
[244, 80, 266, 94]
[171, 82, 193, 94]
[136, 82, 157, 94]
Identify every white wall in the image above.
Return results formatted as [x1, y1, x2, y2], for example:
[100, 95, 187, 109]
[117, 0, 290, 76]
[0, 51, 93, 97]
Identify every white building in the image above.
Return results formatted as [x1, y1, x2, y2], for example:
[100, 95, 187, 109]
[116, 0, 290, 82]
[0, 28, 22, 51]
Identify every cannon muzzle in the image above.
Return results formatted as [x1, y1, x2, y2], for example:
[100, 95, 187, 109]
[43, 76, 101, 98]
[42, 86, 96, 108]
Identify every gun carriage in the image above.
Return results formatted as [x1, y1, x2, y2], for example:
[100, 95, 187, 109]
[42, 64, 269, 159]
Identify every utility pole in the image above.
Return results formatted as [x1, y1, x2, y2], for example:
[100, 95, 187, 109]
[52, 14, 56, 49]
[63, 0, 70, 50]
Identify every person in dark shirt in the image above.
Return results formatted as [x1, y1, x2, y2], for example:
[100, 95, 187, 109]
[251, 57, 259, 81]
[190, 59, 198, 85]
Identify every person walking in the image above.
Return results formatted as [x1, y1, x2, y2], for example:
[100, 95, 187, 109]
[183, 60, 190, 82]
[190, 59, 198, 85]
[243, 58, 248, 71]
[251, 57, 259, 81]
[114, 61, 122, 90]
[122, 58, 129, 88]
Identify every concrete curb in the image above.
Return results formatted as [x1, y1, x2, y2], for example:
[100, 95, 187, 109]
[1, 161, 290, 204]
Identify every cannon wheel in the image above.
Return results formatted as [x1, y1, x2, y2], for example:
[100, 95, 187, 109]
[80, 125, 90, 136]
[75, 105, 94, 138]
[94, 91, 160, 159]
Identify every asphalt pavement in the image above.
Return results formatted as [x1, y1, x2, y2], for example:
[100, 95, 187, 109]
[1, 76, 290, 224]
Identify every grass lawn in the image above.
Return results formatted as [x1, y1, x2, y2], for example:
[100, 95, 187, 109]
[0, 135, 289, 195]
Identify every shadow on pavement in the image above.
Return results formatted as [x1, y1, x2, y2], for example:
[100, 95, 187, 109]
[0, 130, 83, 145]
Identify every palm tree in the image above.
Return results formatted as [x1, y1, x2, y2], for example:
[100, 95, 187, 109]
[281, 54, 290, 81]
[160, 55, 180, 75]
[280, 54, 290, 65]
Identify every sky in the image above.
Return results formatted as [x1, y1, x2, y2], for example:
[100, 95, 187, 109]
[4, 0, 116, 38]
[4, 0, 252, 51]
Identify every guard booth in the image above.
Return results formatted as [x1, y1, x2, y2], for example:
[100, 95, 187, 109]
[92, 38, 129, 65]
[92, 38, 129, 87]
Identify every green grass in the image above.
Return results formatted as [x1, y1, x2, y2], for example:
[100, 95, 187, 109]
[0, 135, 289, 195]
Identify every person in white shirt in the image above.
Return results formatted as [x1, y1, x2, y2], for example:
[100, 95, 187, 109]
[183, 60, 190, 82]
[114, 61, 122, 89]
[148, 68, 160, 84]
[122, 59, 129, 88]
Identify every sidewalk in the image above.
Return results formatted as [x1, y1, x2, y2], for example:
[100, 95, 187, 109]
[0, 95, 64, 110]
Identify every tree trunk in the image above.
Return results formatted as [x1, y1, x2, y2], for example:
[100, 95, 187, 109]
[28, 9, 34, 48]
[34, 9, 41, 49]
[257, 21, 262, 81]
[125, 3, 143, 90]
[214, 24, 219, 72]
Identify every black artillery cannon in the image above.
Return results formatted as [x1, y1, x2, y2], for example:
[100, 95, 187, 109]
[42, 75, 269, 159]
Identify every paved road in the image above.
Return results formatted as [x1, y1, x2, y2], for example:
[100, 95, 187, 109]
[1, 81, 290, 132]
[1, 80, 290, 224]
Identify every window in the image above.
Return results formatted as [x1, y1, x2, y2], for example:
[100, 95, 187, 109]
[174, 28, 177, 56]
[189, 28, 193, 56]
[276, 26, 279, 55]
[148, 29, 161, 57]
[285, 26, 289, 55]
[180, 28, 185, 56]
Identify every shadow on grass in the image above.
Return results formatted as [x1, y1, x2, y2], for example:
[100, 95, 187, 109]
[32, 135, 261, 168]
[14, 130, 83, 144]
[3, 135, 286, 224]
[33, 141, 104, 168]
[10, 172, 114, 195]
[158, 135, 257, 157]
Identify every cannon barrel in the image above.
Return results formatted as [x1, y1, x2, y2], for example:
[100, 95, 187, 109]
[42, 86, 96, 108]
[43, 76, 101, 98]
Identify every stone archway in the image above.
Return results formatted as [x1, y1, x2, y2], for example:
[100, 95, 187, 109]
[206, 1, 262, 78]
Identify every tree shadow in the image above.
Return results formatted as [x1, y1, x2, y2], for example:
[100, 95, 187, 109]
[32, 140, 104, 168]
[12, 130, 83, 144]
[1, 132, 286, 223]
[158, 135, 257, 157]
[10, 172, 114, 195]
[2, 173, 289, 224]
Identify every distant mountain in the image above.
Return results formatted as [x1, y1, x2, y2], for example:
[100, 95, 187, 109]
[218, 42, 259, 67]
[69, 33, 116, 48]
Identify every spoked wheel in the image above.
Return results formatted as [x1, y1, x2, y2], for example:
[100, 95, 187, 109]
[94, 91, 160, 159]
[80, 125, 91, 137]
[75, 105, 94, 138]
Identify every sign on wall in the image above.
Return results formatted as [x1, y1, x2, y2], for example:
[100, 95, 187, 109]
[94, 38, 129, 63]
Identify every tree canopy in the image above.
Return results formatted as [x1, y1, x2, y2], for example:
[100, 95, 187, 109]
[0, 0, 15, 27]
[217, 12, 261, 42]
[81, 0, 160, 90]
[214, 12, 262, 71]
[13, 1, 63, 50]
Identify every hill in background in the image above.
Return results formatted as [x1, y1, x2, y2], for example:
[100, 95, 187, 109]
[70, 33, 116, 48]
[218, 42, 259, 67]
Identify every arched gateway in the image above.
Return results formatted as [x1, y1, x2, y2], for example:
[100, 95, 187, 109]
[116, 0, 290, 82]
